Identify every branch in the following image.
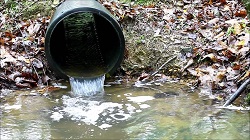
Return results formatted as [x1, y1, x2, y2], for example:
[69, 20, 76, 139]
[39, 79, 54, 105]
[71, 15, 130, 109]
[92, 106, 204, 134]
[150, 55, 177, 77]
[223, 78, 250, 107]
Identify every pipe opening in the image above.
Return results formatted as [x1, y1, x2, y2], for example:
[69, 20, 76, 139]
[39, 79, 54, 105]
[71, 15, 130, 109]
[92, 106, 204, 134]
[49, 12, 121, 78]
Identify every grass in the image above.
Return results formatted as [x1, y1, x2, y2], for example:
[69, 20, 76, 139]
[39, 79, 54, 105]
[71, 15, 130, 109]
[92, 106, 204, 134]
[2, 0, 53, 19]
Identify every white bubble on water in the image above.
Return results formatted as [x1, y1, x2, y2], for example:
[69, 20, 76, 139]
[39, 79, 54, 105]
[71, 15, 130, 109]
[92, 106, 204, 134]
[50, 92, 155, 129]
[99, 123, 112, 129]
[50, 112, 63, 121]
[4, 104, 22, 110]
[127, 96, 154, 103]
[55, 96, 125, 127]
[139, 104, 151, 109]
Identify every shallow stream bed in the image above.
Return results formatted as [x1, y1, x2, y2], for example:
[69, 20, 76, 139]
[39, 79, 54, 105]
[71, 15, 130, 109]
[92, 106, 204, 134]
[1, 82, 249, 139]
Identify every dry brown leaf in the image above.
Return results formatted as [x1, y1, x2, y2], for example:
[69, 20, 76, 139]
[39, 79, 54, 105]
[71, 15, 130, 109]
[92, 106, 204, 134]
[235, 9, 247, 17]
[214, 31, 224, 39]
[219, 0, 227, 5]
[233, 23, 241, 35]
[203, 53, 217, 62]
[0, 38, 5, 45]
[216, 71, 226, 81]
[239, 71, 250, 82]
[232, 63, 241, 70]
[0, 46, 17, 67]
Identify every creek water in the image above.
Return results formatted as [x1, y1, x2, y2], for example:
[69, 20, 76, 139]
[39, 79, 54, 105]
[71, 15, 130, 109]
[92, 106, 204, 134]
[0, 81, 249, 139]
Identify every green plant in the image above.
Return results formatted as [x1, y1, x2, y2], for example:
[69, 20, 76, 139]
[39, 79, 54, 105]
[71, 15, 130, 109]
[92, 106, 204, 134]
[226, 26, 235, 36]
[245, 92, 250, 105]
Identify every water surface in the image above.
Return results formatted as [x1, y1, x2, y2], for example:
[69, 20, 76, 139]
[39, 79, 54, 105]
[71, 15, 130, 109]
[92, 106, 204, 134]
[1, 82, 249, 139]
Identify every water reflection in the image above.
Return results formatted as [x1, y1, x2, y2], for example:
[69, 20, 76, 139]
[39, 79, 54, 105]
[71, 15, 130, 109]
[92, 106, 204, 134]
[1, 95, 52, 140]
[0, 84, 249, 139]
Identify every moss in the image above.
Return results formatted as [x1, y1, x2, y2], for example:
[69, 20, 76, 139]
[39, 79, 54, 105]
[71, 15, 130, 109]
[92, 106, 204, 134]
[242, 0, 250, 19]
[22, 1, 53, 19]
[120, 0, 158, 5]
[3, 0, 53, 19]
[245, 92, 250, 105]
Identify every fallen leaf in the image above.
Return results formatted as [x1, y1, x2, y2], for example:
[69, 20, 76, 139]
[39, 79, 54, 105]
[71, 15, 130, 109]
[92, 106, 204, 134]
[214, 32, 224, 39]
[238, 71, 250, 82]
[219, 0, 227, 5]
[138, 72, 149, 81]
[233, 23, 241, 35]
[31, 58, 43, 68]
[42, 75, 50, 84]
[27, 23, 41, 35]
[16, 82, 31, 88]
[208, 17, 219, 25]
[17, 56, 30, 64]
[203, 53, 217, 62]
[235, 9, 247, 17]
[200, 29, 214, 40]
[232, 63, 241, 70]
[154, 28, 161, 37]
[238, 47, 249, 56]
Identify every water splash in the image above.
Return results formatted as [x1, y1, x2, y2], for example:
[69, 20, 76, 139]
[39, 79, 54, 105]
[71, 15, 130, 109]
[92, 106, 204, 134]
[69, 75, 105, 96]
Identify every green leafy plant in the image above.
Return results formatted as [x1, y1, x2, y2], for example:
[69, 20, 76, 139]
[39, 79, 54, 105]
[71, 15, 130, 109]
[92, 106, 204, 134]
[226, 26, 235, 36]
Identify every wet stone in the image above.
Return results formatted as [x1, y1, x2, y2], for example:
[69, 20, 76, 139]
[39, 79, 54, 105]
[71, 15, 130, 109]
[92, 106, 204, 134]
[153, 92, 179, 98]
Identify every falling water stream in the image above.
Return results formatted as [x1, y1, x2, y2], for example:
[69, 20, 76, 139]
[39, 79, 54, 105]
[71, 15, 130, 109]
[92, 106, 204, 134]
[0, 81, 249, 139]
[69, 75, 105, 96]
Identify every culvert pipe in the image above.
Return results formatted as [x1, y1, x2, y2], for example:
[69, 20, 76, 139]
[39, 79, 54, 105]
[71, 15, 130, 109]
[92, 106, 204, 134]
[45, 0, 125, 79]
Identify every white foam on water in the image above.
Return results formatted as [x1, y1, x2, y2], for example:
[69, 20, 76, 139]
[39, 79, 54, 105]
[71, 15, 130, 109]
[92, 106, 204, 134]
[69, 75, 105, 96]
[51, 95, 128, 129]
[217, 105, 250, 111]
[99, 124, 112, 129]
[4, 104, 22, 110]
[50, 94, 155, 129]
[50, 112, 63, 121]
[139, 104, 151, 109]
[126, 96, 155, 103]
[50, 78, 155, 130]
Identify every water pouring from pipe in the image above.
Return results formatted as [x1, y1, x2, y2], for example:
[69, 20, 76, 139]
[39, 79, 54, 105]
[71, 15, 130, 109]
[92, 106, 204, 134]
[44, 0, 125, 95]
[69, 75, 105, 96]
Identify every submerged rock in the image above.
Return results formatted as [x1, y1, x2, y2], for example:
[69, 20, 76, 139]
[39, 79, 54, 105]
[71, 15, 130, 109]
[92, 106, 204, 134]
[153, 92, 179, 98]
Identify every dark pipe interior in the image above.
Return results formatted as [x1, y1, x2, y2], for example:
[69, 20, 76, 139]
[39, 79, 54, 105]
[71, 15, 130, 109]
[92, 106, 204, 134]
[50, 12, 120, 78]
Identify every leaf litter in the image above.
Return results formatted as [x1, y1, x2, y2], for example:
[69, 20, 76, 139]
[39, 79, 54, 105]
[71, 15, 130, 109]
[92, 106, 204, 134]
[0, 0, 249, 105]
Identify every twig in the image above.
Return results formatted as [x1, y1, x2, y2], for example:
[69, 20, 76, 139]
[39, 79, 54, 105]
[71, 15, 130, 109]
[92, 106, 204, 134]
[150, 55, 177, 76]
[223, 78, 250, 107]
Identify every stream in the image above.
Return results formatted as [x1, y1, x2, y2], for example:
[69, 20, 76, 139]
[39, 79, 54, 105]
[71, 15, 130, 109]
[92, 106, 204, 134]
[0, 81, 249, 139]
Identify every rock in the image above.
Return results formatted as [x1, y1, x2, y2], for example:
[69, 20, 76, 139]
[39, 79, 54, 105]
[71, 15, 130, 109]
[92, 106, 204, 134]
[153, 92, 179, 98]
